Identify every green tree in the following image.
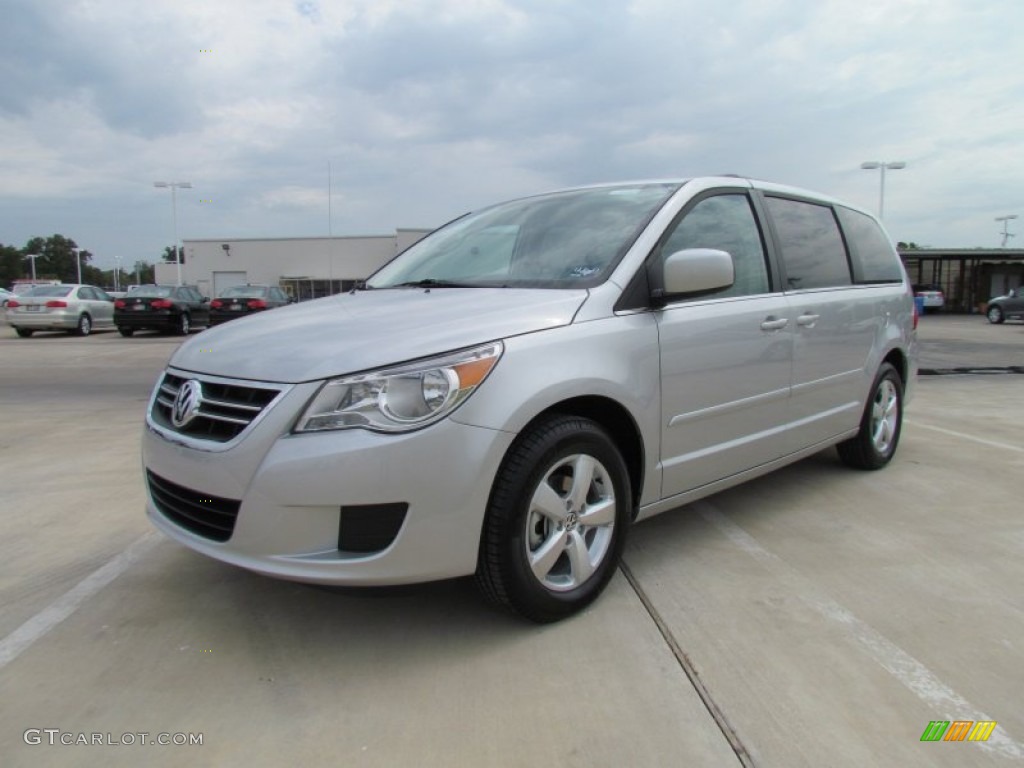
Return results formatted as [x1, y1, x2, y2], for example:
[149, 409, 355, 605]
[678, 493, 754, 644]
[162, 245, 185, 264]
[0, 243, 24, 287]
[131, 261, 156, 284]
[23, 235, 94, 283]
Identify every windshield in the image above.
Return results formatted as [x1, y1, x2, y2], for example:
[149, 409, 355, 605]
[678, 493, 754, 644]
[25, 285, 73, 297]
[219, 286, 267, 298]
[126, 286, 173, 298]
[368, 183, 680, 289]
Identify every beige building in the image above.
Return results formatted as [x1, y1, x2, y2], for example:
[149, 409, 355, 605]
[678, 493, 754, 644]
[155, 229, 432, 300]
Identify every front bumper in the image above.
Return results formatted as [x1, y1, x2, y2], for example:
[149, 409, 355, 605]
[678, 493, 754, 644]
[142, 391, 515, 585]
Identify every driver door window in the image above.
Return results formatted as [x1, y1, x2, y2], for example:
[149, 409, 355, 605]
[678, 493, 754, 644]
[657, 194, 771, 299]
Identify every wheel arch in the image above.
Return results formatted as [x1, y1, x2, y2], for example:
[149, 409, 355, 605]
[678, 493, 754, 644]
[882, 347, 907, 387]
[516, 395, 645, 518]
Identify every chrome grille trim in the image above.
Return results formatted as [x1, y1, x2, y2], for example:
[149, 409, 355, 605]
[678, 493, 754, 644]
[147, 369, 291, 450]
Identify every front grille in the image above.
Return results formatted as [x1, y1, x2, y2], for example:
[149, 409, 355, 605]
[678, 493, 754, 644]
[147, 470, 241, 542]
[151, 372, 281, 443]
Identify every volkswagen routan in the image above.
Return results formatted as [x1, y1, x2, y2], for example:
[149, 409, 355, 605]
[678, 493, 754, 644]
[143, 176, 917, 622]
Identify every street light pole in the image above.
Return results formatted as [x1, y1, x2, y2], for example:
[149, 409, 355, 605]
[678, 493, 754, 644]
[860, 161, 906, 219]
[995, 215, 1018, 248]
[74, 248, 82, 284]
[114, 256, 122, 291]
[154, 181, 192, 285]
[26, 254, 39, 282]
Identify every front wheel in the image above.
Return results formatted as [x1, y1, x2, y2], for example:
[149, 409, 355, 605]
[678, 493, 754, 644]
[987, 305, 1004, 324]
[476, 415, 631, 623]
[176, 313, 191, 335]
[74, 314, 92, 336]
[837, 363, 903, 470]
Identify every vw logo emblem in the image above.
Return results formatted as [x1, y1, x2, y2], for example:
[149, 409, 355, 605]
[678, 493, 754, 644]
[171, 379, 204, 428]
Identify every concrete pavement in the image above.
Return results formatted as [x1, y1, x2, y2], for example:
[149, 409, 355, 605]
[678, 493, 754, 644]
[1, 322, 1022, 767]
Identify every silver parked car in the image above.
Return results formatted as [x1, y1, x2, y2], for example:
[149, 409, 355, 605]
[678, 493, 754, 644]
[142, 177, 918, 622]
[6, 284, 115, 337]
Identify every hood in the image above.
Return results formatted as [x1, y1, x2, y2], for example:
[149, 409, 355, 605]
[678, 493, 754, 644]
[170, 287, 587, 383]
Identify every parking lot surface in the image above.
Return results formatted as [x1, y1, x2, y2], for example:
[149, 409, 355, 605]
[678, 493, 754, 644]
[1, 319, 1022, 767]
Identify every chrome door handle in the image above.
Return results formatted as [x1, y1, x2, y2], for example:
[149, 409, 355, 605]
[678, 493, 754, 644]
[796, 313, 820, 327]
[760, 317, 789, 331]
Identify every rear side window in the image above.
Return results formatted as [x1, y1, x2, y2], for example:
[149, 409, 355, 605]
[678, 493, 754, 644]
[765, 197, 851, 290]
[836, 206, 903, 283]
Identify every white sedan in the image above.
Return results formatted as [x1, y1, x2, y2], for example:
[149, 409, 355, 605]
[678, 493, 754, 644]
[5, 284, 116, 337]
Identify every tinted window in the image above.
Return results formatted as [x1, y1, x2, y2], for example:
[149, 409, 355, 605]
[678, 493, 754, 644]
[220, 286, 268, 299]
[127, 286, 173, 298]
[766, 197, 851, 290]
[657, 194, 770, 298]
[25, 285, 73, 297]
[836, 206, 903, 283]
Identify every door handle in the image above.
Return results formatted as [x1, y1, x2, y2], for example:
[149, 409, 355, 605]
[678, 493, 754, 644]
[796, 313, 820, 327]
[760, 317, 789, 331]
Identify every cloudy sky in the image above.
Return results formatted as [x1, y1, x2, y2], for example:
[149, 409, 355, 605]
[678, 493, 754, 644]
[1, 0, 1022, 270]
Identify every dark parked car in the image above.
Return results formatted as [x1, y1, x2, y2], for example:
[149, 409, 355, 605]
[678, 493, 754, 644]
[986, 288, 1024, 324]
[114, 285, 209, 336]
[208, 284, 292, 325]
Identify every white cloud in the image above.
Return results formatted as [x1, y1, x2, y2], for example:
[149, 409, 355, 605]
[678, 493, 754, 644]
[1, 0, 1023, 267]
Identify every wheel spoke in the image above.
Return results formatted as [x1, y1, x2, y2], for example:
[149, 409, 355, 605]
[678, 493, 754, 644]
[564, 530, 595, 586]
[529, 529, 568, 581]
[531, 482, 566, 523]
[579, 496, 615, 528]
[567, 455, 596, 510]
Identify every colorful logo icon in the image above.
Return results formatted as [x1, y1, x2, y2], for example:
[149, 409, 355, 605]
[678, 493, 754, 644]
[920, 721, 997, 742]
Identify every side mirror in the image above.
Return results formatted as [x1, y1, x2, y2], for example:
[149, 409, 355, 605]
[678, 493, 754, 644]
[659, 248, 734, 299]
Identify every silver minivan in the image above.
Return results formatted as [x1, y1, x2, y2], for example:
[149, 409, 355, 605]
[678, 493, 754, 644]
[142, 177, 918, 622]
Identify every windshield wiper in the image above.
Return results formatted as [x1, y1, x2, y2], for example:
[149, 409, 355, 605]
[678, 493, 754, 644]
[388, 279, 478, 288]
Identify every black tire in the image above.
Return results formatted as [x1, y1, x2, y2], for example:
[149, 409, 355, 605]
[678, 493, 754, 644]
[837, 363, 903, 470]
[176, 313, 191, 336]
[74, 314, 92, 337]
[14, 327, 33, 338]
[117, 327, 134, 337]
[476, 414, 632, 623]
[987, 304, 1004, 324]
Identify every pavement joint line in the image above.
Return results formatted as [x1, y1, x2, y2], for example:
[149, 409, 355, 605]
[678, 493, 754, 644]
[906, 420, 1024, 453]
[0, 533, 160, 670]
[619, 559, 756, 768]
[696, 501, 1024, 760]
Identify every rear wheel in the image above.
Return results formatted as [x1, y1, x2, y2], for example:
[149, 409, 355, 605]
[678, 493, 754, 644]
[14, 327, 33, 338]
[118, 327, 134, 337]
[176, 313, 191, 335]
[987, 304, 1004, 324]
[74, 314, 92, 336]
[476, 415, 631, 623]
[837, 363, 903, 470]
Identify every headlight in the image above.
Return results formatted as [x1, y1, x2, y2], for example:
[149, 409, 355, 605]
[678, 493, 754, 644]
[294, 342, 503, 433]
